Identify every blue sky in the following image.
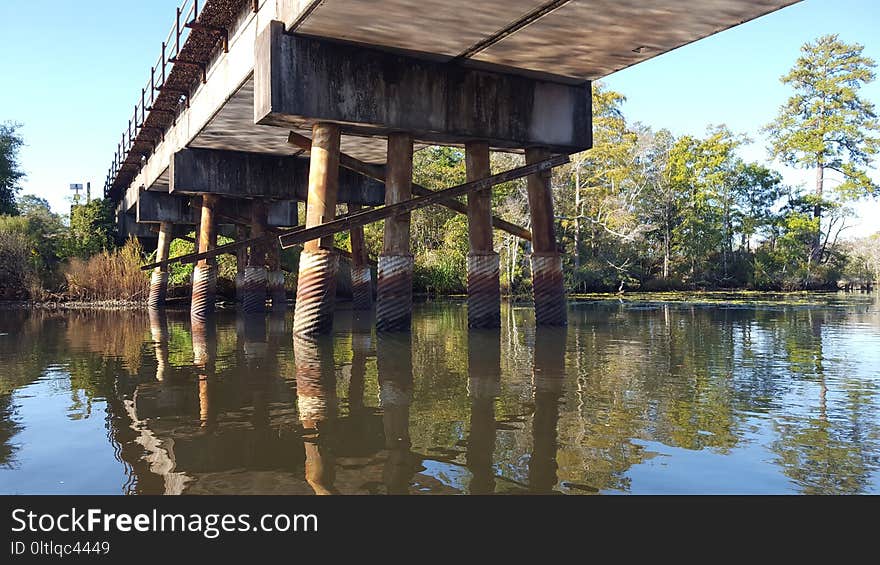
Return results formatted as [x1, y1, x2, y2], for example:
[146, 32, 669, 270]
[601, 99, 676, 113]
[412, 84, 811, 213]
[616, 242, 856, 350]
[1, 0, 878, 237]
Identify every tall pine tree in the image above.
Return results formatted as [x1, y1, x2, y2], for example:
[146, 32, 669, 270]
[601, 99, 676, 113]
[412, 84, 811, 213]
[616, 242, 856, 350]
[764, 34, 880, 261]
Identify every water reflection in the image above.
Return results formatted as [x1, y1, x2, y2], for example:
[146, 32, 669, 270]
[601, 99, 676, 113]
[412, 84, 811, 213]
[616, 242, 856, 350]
[467, 330, 500, 494]
[377, 332, 415, 494]
[1, 293, 879, 494]
[528, 328, 565, 494]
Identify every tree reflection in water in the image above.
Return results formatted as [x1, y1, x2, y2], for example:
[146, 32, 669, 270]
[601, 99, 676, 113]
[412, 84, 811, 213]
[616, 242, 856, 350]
[0, 293, 878, 494]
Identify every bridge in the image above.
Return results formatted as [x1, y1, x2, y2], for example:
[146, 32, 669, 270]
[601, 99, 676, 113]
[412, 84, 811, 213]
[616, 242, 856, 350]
[106, 0, 799, 334]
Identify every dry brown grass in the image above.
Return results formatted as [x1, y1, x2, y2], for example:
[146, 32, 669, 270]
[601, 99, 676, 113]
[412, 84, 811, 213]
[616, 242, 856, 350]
[64, 238, 149, 302]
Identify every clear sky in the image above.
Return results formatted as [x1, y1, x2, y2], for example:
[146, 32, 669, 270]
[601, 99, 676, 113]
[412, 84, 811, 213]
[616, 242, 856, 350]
[1, 0, 878, 238]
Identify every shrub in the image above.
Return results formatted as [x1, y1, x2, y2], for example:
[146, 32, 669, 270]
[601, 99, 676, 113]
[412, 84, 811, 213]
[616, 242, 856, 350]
[414, 250, 466, 295]
[63, 238, 149, 301]
[0, 229, 39, 299]
[61, 199, 115, 259]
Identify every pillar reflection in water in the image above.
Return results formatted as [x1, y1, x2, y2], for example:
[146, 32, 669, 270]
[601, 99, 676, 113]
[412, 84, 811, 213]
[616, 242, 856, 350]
[376, 332, 414, 494]
[149, 309, 170, 382]
[192, 317, 218, 433]
[238, 313, 271, 432]
[529, 327, 566, 493]
[467, 330, 501, 494]
[349, 314, 374, 418]
[294, 335, 338, 495]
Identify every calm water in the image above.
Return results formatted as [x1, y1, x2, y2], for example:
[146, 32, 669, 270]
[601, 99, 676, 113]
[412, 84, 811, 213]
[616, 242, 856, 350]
[1, 294, 879, 495]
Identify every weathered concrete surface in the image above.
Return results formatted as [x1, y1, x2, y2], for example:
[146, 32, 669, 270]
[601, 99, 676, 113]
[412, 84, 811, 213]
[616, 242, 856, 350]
[294, 123, 341, 336]
[191, 78, 402, 165]
[255, 23, 592, 152]
[526, 147, 566, 326]
[376, 133, 414, 332]
[280, 0, 548, 58]
[137, 192, 194, 224]
[136, 190, 301, 226]
[473, 0, 800, 80]
[117, 209, 157, 240]
[348, 203, 373, 310]
[148, 222, 173, 309]
[466, 142, 500, 329]
[169, 147, 384, 204]
[279, 0, 800, 80]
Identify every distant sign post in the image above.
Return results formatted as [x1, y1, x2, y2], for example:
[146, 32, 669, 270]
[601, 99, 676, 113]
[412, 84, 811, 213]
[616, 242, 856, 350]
[70, 183, 83, 205]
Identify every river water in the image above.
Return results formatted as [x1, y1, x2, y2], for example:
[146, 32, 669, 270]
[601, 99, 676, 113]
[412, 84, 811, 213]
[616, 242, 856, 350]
[1, 294, 879, 495]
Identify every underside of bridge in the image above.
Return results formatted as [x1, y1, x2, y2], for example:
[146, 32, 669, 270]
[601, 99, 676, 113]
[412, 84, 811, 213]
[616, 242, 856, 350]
[106, 0, 799, 332]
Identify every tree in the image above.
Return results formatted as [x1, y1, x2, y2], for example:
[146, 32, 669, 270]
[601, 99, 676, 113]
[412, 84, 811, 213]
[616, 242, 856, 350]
[843, 233, 880, 286]
[667, 126, 745, 285]
[764, 34, 880, 260]
[640, 128, 678, 280]
[560, 83, 650, 291]
[14, 195, 66, 281]
[62, 199, 116, 258]
[0, 122, 25, 215]
[730, 162, 784, 252]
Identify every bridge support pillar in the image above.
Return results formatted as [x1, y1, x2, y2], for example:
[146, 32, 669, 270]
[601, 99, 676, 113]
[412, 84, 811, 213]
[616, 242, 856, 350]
[235, 225, 248, 305]
[526, 147, 567, 327]
[348, 203, 373, 310]
[294, 122, 340, 336]
[148, 221, 173, 309]
[376, 133, 414, 332]
[243, 201, 268, 314]
[466, 142, 501, 329]
[191, 195, 219, 322]
[266, 235, 286, 311]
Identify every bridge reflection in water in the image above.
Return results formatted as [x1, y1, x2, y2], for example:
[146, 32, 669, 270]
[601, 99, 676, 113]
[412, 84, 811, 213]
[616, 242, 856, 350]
[1, 296, 880, 495]
[76, 305, 570, 495]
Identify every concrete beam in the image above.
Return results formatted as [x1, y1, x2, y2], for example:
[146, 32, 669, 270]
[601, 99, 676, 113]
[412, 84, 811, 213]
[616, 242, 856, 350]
[118, 211, 157, 240]
[255, 21, 592, 152]
[137, 192, 194, 224]
[169, 147, 384, 205]
[136, 190, 300, 227]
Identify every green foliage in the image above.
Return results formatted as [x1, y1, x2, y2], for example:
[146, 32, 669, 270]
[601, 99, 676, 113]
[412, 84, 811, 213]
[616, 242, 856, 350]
[168, 236, 195, 285]
[765, 34, 879, 201]
[14, 196, 66, 282]
[0, 122, 25, 216]
[163, 232, 238, 288]
[0, 196, 69, 297]
[403, 76, 867, 294]
[413, 255, 466, 295]
[63, 199, 116, 259]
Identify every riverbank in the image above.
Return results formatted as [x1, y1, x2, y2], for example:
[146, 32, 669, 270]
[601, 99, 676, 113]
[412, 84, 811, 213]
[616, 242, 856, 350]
[3, 289, 876, 311]
[0, 300, 148, 311]
[567, 289, 878, 305]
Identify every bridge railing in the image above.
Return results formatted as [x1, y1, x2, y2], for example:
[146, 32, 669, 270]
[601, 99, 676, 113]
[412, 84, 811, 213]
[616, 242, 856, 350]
[103, 0, 203, 199]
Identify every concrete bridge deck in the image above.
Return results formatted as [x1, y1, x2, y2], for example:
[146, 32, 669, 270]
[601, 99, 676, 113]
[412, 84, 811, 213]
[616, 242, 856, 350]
[109, 0, 797, 214]
[105, 0, 800, 332]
